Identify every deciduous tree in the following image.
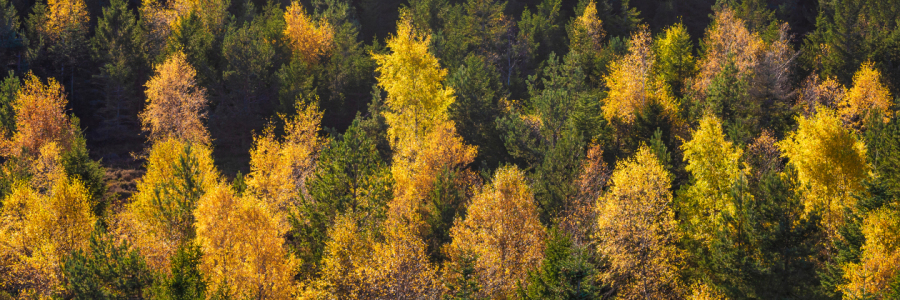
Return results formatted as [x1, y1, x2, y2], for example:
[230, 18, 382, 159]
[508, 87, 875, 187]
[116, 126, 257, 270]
[839, 62, 894, 130]
[3, 73, 75, 159]
[777, 107, 868, 235]
[595, 146, 681, 299]
[446, 165, 546, 299]
[284, 1, 333, 64]
[195, 185, 298, 298]
[602, 27, 677, 125]
[120, 138, 218, 271]
[139, 51, 210, 145]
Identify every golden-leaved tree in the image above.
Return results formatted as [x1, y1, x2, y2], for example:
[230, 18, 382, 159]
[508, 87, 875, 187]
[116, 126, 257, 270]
[284, 1, 334, 64]
[246, 101, 324, 224]
[373, 14, 476, 241]
[595, 146, 682, 299]
[680, 116, 749, 244]
[139, 51, 210, 145]
[195, 185, 299, 298]
[839, 62, 893, 129]
[2, 73, 76, 158]
[446, 165, 546, 299]
[119, 138, 219, 271]
[842, 205, 900, 298]
[0, 143, 94, 297]
[602, 27, 678, 125]
[777, 107, 868, 235]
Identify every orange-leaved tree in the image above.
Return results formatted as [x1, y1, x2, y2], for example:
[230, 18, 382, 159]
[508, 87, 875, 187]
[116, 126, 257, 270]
[284, 1, 334, 64]
[2, 73, 76, 159]
[139, 51, 210, 145]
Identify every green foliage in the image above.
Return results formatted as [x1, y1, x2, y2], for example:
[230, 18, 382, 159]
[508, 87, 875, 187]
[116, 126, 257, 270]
[697, 58, 756, 144]
[295, 116, 393, 271]
[447, 54, 505, 168]
[163, 12, 216, 86]
[151, 243, 207, 300]
[803, 0, 900, 92]
[653, 22, 695, 96]
[91, 0, 142, 124]
[518, 228, 602, 300]
[0, 71, 18, 136]
[442, 251, 482, 300]
[61, 132, 106, 216]
[63, 225, 154, 299]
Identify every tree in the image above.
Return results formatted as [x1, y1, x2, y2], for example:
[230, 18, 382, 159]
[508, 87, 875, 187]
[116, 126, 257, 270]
[63, 225, 154, 299]
[373, 15, 476, 255]
[2, 73, 76, 159]
[91, 0, 142, 129]
[446, 165, 546, 299]
[691, 8, 764, 98]
[839, 62, 893, 130]
[0, 72, 18, 139]
[139, 51, 210, 145]
[653, 22, 695, 96]
[283, 1, 333, 64]
[150, 242, 207, 300]
[842, 205, 900, 298]
[120, 138, 218, 271]
[194, 185, 298, 298]
[0, 143, 95, 297]
[43, 0, 90, 88]
[602, 27, 677, 125]
[518, 228, 603, 299]
[246, 101, 324, 224]
[680, 116, 748, 246]
[777, 107, 868, 235]
[595, 146, 682, 299]
[297, 116, 392, 272]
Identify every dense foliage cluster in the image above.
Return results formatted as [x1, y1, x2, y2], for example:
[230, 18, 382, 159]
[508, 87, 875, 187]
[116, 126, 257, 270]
[0, 0, 899, 298]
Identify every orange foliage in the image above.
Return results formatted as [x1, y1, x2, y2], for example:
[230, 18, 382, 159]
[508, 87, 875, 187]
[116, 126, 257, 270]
[3, 73, 76, 159]
[140, 51, 210, 145]
[284, 1, 334, 64]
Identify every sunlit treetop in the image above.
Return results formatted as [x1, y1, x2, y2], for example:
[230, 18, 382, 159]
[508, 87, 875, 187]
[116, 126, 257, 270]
[284, 1, 334, 64]
[372, 14, 456, 147]
[140, 51, 210, 145]
[839, 62, 893, 129]
[3, 73, 76, 159]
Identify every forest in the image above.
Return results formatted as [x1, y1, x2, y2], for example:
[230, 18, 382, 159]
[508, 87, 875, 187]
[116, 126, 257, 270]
[0, 0, 898, 298]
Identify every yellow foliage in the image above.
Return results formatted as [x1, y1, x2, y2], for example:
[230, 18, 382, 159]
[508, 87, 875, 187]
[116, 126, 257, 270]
[842, 207, 900, 298]
[373, 16, 456, 147]
[687, 282, 727, 300]
[120, 138, 219, 271]
[195, 185, 299, 298]
[309, 213, 440, 299]
[602, 27, 678, 124]
[247, 102, 324, 225]
[839, 62, 894, 129]
[388, 121, 475, 235]
[596, 146, 682, 299]
[140, 51, 210, 145]
[284, 1, 334, 64]
[798, 75, 845, 117]
[446, 165, 546, 299]
[44, 0, 89, 41]
[0, 143, 95, 297]
[681, 116, 749, 243]
[776, 107, 868, 234]
[3, 73, 76, 159]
